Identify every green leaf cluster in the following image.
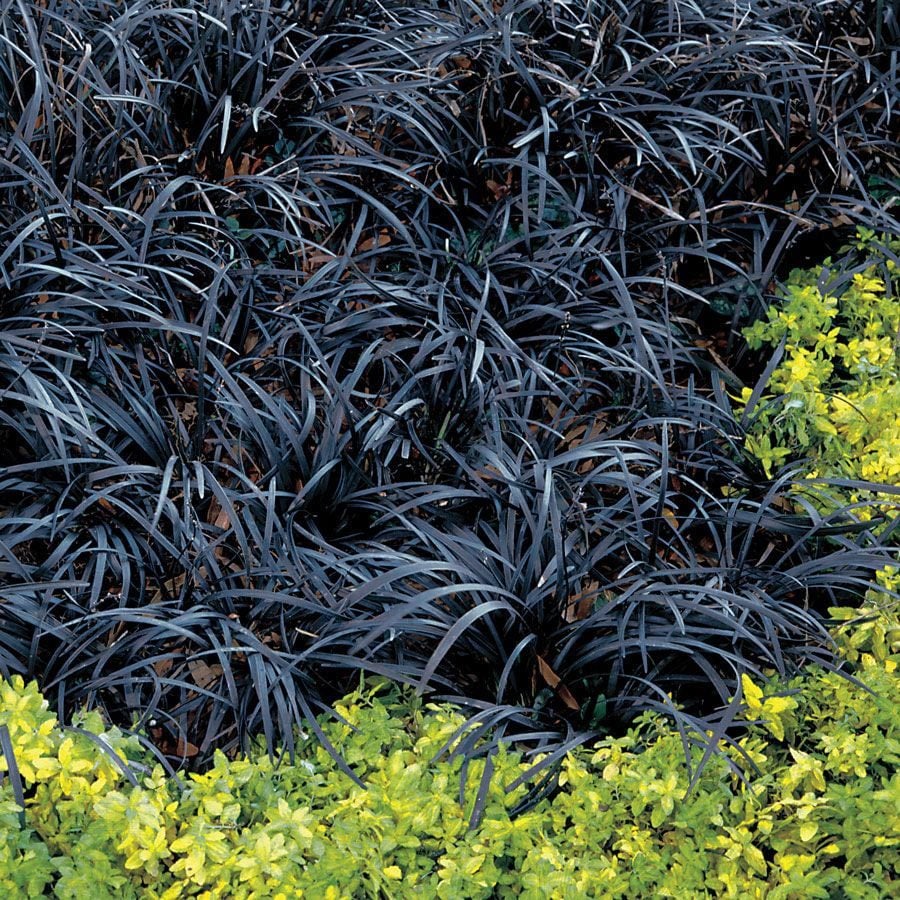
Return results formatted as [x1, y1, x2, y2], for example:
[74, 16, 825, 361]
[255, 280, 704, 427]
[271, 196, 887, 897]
[739, 230, 900, 524]
[1, 608, 898, 899]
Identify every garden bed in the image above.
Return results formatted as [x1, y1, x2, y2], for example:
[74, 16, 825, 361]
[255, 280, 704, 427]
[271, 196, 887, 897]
[1, 0, 898, 895]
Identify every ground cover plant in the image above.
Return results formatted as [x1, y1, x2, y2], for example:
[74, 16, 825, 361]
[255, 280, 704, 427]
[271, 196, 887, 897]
[739, 228, 900, 525]
[0, 607, 898, 898]
[1, 0, 899, 813]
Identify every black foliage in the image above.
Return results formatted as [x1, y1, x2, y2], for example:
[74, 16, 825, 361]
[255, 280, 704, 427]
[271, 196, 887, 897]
[1, 0, 898, 800]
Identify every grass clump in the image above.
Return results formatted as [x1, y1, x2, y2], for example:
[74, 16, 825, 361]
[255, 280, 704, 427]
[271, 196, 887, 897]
[0, 0, 897, 795]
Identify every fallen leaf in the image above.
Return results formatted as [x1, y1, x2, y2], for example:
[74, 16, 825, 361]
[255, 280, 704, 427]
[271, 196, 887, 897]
[153, 657, 174, 677]
[564, 580, 599, 623]
[357, 233, 392, 253]
[188, 658, 223, 690]
[536, 655, 579, 710]
[173, 738, 200, 759]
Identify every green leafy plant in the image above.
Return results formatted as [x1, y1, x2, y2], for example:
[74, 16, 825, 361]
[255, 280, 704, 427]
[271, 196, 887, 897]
[740, 231, 900, 522]
[2, 604, 898, 899]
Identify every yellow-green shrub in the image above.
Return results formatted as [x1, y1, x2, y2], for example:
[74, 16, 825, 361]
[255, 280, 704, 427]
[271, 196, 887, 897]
[739, 229, 900, 524]
[1, 608, 898, 899]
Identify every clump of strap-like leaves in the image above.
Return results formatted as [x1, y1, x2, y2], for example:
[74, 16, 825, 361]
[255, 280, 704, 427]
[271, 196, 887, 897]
[1, 0, 897, 798]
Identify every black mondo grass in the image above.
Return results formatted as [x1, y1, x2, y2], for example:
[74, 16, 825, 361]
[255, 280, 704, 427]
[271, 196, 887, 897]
[1, 0, 898, 808]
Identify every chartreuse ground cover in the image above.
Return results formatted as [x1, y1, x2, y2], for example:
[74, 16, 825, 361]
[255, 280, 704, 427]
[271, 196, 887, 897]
[2, 603, 898, 900]
[740, 230, 900, 522]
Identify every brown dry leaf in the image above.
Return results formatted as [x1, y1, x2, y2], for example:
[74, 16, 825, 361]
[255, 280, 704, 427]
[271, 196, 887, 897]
[662, 507, 679, 529]
[204, 498, 231, 568]
[486, 178, 510, 201]
[537, 654, 561, 688]
[758, 541, 777, 567]
[536, 655, 579, 711]
[563, 423, 587, 451]
[223, 156, 236, 180]
[188, 658, 223, 690]
[565, 414, 607, 452]
[771, 494, 795, 512]
[175, 367, 199, 391]
[357, 233, 392, 253]
[153, 656, 174, 677]
[173, 738, 200, 759]
[179, 401, 197, 427]
[213, 504, 231, 532]
[564, 580, 599, 623]
[303, 251, 336, 274]
[485, 179, 501, 194]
